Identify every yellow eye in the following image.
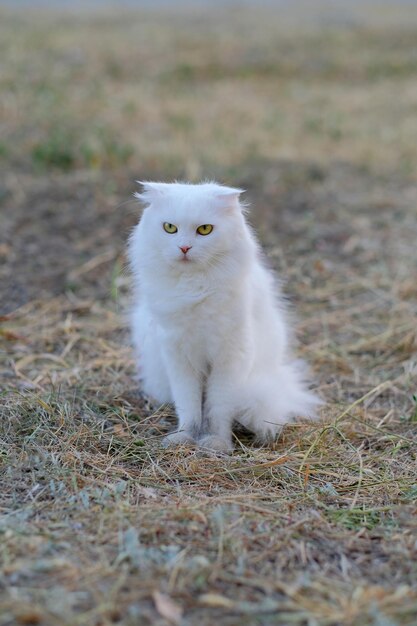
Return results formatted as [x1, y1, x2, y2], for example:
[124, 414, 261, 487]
[163, 222, 178, 234]
[196, 224, 213, 236]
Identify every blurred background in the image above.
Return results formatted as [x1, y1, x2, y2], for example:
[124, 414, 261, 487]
[1, 0, 417, 316]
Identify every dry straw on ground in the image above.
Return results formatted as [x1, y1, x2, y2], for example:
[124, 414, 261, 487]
[1, 4, 417, 626]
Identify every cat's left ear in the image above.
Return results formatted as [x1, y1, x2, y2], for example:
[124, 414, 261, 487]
[214, 186, 245, 210]
[134, 181, 169, 205]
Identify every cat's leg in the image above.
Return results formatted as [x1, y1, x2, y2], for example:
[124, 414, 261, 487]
[199, 366, 238, 452]
[161, 347, 203, 447]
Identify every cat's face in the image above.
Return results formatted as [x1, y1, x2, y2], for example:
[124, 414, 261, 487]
[134, 183, 246, 271]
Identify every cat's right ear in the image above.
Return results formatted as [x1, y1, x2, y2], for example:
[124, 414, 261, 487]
[214, 186, 245, 212]
[134, 182, 168, 204]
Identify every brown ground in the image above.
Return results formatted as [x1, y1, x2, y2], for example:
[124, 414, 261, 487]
[1, 3, 416, 626]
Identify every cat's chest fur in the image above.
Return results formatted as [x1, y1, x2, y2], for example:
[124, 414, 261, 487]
[143, 270, 244, 357]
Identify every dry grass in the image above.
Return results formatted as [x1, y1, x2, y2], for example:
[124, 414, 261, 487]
[1, 3, 417, 626]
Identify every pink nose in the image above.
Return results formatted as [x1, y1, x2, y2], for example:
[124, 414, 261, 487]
[180, 245, 192, 254]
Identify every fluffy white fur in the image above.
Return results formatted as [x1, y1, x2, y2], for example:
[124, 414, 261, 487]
[128, 182, 320, 451]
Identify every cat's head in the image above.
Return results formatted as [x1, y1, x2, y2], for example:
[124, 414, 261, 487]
[132, 182, 249, 272]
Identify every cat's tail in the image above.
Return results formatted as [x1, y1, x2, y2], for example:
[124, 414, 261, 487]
[235, 359, 322, 441]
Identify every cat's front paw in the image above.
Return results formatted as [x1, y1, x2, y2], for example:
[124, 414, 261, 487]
[198, 434, 233, 453]
[162, 431, 196, 448]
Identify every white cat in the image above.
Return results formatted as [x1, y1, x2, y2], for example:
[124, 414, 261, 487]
[128, 182, 320, 451]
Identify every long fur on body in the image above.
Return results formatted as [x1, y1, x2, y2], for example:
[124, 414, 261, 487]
[128, 182, 320, 451]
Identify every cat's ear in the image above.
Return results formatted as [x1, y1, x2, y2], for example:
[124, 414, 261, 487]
[134, 182, 169, 204]
[214, 186, 245, 210]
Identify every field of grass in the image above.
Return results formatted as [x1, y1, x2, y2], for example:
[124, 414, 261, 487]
[1, 2, 417, 625]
